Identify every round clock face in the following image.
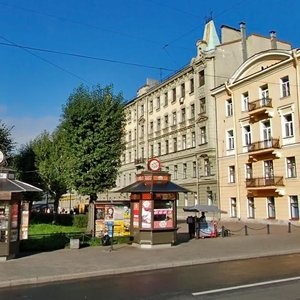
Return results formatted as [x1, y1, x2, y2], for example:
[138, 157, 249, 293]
[148, 158, 161, 171]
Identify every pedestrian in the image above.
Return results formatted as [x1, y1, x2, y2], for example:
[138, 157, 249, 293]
[186, 215, 195, 239]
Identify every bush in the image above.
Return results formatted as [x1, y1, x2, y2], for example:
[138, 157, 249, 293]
[73, 214, 88, 229]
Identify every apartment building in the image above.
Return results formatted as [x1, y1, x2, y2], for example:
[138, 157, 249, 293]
[213, 47, 300, 223]
[107, 20, 291, 213]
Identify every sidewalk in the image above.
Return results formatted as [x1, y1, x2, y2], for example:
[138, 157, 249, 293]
[0, 221, 299, 289]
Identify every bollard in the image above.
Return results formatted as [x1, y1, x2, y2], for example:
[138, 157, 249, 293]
[221, 226, 225, 237]
[244, 225, 248, 236]
[267, 224, 270, 234]
[288, 222, 291, 233]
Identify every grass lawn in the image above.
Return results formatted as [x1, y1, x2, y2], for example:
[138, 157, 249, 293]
[29, 223, 86, 235]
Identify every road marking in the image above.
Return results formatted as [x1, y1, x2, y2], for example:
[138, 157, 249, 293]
[192, 276, 300, 296]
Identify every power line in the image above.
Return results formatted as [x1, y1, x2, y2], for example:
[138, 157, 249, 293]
[0, 35, 91, 84]
[0, 41, 177, 72]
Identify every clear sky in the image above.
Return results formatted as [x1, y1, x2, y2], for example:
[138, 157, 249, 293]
[0, 0, 299, 148]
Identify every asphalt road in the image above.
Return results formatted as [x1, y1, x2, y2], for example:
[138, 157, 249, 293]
[1, 254, 300, 300]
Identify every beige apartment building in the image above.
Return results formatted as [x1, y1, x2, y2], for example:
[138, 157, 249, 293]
[213, 48, 300, 223]
[107, 20, 291, 214]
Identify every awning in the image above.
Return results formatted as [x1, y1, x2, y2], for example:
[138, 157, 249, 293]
[0, 179, 43, 193]
[183, 204, 227, 214]
[117, 181, 190, 193]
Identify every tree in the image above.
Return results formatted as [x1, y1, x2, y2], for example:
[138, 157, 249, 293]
[32, 130, 68, 213]
[59, 84, 125, 201]
[12, 142, 44, 202]
[0, 120, 14, 163]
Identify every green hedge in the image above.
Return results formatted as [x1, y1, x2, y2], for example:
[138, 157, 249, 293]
[73, 214, 88, 228]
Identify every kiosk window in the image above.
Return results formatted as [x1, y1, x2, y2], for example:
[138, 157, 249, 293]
[153, 201, 174, 229]
[0, 202, 9, 243]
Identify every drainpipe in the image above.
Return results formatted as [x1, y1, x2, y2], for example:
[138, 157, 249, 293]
[240, 22, 247, 62]
[292, 49, 300, 138]
[225, 81, 241, 220]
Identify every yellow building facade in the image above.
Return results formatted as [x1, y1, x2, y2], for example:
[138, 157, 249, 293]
[213, 49, 300, 223]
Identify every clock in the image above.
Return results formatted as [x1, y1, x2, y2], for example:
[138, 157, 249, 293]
[148, 158, 161, 171]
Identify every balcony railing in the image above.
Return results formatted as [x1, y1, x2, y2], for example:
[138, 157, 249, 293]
[246, 176, 284, 188]
[247, 138, 280, 152]
[248, 98, 272, 112]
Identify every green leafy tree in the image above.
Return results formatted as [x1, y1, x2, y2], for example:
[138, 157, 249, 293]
[0, 120, 14, 162]
[59, 84, 125, 201]
[32, 130, 68, 213]
[12, 142, 43, 202]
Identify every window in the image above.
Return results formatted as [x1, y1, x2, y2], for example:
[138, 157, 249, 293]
[150, 144, 154, 157]
[204, 159, 211, 176]
[123, 174, 126, 186]
[260, 84, 269, 105]
[241, 92, 249, 111]
[157, 142, 161, 156]
[128, 131, 132, 141]
[172, 111, 177, 125]
[156, 96, 160, 110]
[174, 165, 178, 180]
[190, 78, 194, 93]
[281, 76, 290, 98]
[200, 97, 206, 113]
[157, 118, 161, 131]
[173, 137, 177, 152]
[181, 83, 185, 98]
[193, 161, 197, 178]
[183, 163, 187, 179]
[290, 196, 299, 220]
[140, 125, 144, 137]
[164, 92, 168, 106]
[248, 197, 255, 219]
[207, 191, 213, 205]
[243, 125, 251, 147]
[141, 147, 144, 159]
[129, 173, 132, 183]
[181, 108, 186, 122]
[245, 163, 253, 179]
[164, 115, 169, 128]
[192, 132, 196, 147]
[140, 104, 144, 116]
[226, 98, 233, 116]
[172, 88, 176, 102]
[165, 140, 169, 154]
[283, 114, 294, 137]
[153, 200, 174, 229]
[129, 151, 131, 162]
[200, 126, 207, 144]
[199, 70, 205, 86]
[267, 197, 276, 219]
[190, 104, 195, 118]
[230, 198, 237, 218]
[287, 157, 297, 178]
[227, 130, 235, 150]
[264, 160, 274, 182]
[149, 99, 153, 113]
[228, 165, 235, 183]
[134, 129, 137, 140]
[149, 121, 154, 133]
[182, 135, 186, 150]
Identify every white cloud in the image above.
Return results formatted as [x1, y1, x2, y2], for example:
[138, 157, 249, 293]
[2, 116, 59, 149]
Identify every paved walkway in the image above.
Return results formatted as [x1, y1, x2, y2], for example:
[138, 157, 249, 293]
[0, 221, 300, 288]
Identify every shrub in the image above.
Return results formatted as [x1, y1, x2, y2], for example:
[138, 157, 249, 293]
[73, 214, 88, 229]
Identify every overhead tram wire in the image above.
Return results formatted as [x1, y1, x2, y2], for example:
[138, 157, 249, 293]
[0, 35, 91, 84]
[0, 41, 176, 72]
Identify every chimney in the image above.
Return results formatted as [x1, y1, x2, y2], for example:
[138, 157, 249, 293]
[270, 31, 277, 49]
[240, 22, 247, 62]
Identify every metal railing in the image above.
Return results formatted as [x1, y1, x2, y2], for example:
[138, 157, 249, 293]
[246, 138, 280, 152]
[248, 97, 272, 111]
[246, 176, 284, 187]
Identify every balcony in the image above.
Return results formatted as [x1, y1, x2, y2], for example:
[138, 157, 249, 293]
[248, 98, 273, 122]
[247, 138, 281, 161]
[246, 176, 284, 188]
[134, 158, 146, 165]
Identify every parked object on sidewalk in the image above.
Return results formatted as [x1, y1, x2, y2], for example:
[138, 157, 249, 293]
[186, 216, 196, 238]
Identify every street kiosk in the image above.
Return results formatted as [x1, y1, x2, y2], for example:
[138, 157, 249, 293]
[0, 165, 42, 260]
[118, 158, 189, 247]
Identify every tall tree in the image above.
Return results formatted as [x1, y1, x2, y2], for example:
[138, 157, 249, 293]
[59, 84, 125, 201]
[32, 130, 68, 213]
[0, 120, 14, 163]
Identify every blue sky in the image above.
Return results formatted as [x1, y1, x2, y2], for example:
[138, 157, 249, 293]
[0, 0, 299, 148]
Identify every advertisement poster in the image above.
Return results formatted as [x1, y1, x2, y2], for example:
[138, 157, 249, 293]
[95, 203, 130, 237]
[20, 202, 29, 240]
[141, 200, 152, 229]
[11, 203, 19, 229]
[153, 208, 173, 229]
[133, 202, 139, 228]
